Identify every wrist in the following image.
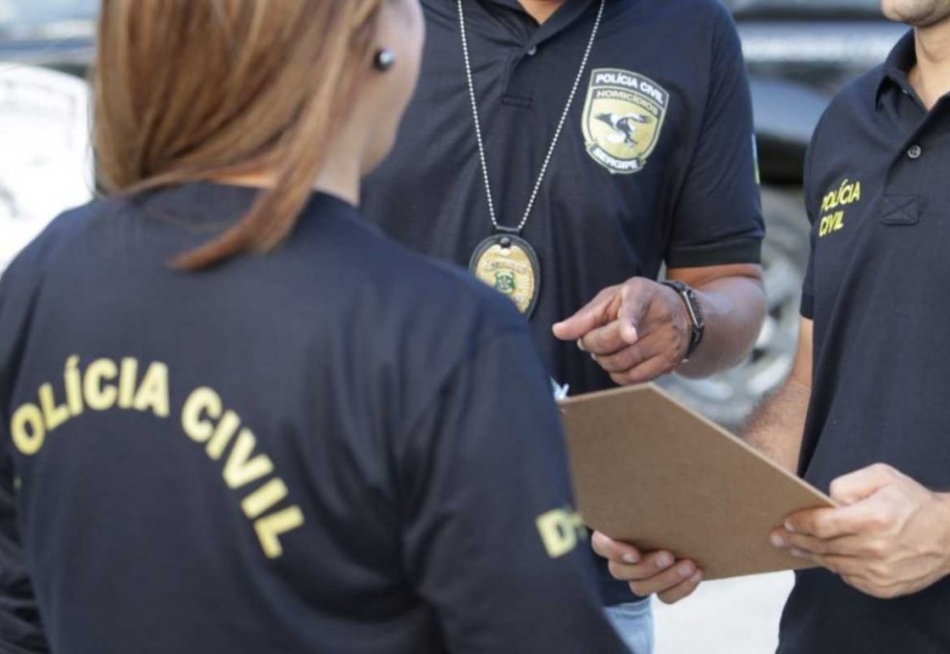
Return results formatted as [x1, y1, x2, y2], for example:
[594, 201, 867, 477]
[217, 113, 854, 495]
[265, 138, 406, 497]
[661, 280, 705, 361]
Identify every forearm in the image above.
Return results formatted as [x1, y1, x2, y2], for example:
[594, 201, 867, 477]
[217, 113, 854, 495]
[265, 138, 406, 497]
[554, 264, 765, 387]
[674, 270, 766, 378]
[938, 493, 950, 573]
[743, 379, 809, 473]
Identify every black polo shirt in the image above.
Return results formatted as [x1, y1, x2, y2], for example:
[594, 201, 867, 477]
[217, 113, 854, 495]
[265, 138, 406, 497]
[783, 31, 950, 653]
[0, 183, 628, 653]
[362, 0, 764, 605]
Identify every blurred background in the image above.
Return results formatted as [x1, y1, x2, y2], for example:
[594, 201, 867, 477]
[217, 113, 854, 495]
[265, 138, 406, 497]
[0, 1, 907, 651]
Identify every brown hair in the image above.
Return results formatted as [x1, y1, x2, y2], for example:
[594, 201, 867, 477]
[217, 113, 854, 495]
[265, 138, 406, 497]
[94, 0, 384, 269]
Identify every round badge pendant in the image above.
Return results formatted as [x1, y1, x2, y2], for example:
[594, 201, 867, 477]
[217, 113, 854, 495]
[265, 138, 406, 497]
[468, 233, 541, 317]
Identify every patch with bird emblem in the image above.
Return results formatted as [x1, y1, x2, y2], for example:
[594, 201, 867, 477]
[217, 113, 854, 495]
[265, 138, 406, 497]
[582, 68, 669, 174]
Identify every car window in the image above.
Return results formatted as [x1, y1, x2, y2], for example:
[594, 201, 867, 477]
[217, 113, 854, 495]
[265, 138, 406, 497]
[724, 0, 882, 16]
[0, 0, 96, 35]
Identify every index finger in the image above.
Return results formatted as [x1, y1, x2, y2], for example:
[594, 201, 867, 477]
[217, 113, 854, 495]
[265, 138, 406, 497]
[591, 531, 642, 564]
[552, 286, 622, 342]
[784, 501, 877, 540]
[617, 279, 656, 343]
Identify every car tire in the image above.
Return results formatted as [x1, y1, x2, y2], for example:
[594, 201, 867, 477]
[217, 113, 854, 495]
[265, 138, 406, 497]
[659, 185, 810, 430]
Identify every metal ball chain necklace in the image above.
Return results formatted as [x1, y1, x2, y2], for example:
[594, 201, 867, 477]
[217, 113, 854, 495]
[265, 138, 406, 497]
[460, 0, 605, 317]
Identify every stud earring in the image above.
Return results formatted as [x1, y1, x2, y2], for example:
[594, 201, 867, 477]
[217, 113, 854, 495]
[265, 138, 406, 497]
[374, 48, 395, 72]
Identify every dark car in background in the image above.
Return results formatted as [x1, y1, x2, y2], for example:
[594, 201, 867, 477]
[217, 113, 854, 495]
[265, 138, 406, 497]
[0, 0, 907, 425]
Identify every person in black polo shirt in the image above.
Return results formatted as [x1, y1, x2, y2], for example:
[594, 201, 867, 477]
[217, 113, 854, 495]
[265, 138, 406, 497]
[757, 3, 950, 650]
[638, 1, 950, 651]
[0, 1, 630, 652]
[361, 0, 767, 649]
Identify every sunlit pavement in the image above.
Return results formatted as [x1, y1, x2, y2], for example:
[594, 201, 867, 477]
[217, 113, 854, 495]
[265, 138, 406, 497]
[654, 572, 793, 653]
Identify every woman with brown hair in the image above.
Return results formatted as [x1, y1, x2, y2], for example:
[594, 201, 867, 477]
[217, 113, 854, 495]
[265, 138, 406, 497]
[0, 1, 627, 652]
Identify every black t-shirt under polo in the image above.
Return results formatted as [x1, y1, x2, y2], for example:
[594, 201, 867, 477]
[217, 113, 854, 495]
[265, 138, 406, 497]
[362, 0, 764, 605]
[0, 183, 628, 654]
[784, 32, 950, 653]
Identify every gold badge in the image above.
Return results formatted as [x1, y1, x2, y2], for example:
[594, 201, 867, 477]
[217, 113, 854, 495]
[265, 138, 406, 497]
[469, 234, 541, 316]
[582, 68, 669, 174]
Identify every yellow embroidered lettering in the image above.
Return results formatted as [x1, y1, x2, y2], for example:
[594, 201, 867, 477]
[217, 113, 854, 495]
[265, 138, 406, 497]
[11, 403, 45, 456]
[64, 356, 84, 417]
[39, 383, 70, 432]
[222, 430, 274, 490]
[181, 387, 221, 443]
[132, 362, 170, 418]
[536, 508, 588, 559]
[242, 478, 289, 520]
[254, 506, 304, 559]
[206, 411, 241, 460]
[84, 358, 118, 411]
[118, 358, 138, 409]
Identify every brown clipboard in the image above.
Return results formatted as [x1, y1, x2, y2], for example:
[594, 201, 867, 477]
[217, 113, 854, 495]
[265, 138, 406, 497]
[559, 383, 834, 580]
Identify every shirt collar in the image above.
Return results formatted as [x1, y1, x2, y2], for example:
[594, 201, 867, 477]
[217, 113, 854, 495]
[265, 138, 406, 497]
[876, 29, 917, 107]
[477, 0, 600, 46]
[484, 0, 593, 14]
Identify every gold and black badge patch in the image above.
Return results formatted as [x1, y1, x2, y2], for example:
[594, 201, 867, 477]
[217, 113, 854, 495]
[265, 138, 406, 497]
[582, 69, 669, 174]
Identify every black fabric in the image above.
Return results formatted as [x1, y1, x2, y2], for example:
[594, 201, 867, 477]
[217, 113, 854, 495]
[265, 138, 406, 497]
[788, 30, 950, 653]
[362, 0, 763, 606]
[0, 183, 628, 654]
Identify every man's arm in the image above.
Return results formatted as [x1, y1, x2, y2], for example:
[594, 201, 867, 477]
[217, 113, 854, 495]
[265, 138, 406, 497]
[670, 264, 766, 378]
[744, 318, 814, 472]
[554, 5, 765, 385]
[552, 264, 766, 386]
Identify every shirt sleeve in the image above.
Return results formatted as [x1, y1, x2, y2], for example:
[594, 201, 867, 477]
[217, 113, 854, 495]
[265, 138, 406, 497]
[799, 229, 817, 319]
[799, 111, 829, 320]
[397, 329, 628, 654]
[0, 456, 48, 653]
[0, 268, 50, 653]
[665, 5, 765, 269]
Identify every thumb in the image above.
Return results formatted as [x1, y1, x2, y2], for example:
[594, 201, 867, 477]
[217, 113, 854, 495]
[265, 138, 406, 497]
[829, 464, 901, 506]
[553, 287, 620, 341]
[617, 280, 655, 345]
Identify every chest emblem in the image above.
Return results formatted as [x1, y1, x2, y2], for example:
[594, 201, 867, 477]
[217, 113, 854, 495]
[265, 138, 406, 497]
[582, 68, 669, 175]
